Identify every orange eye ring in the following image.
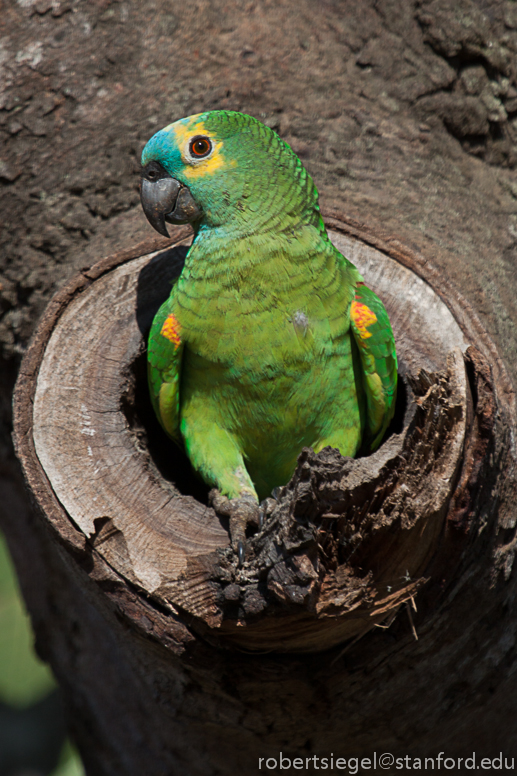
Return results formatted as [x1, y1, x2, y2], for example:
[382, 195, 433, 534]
[189, 136, 212, 158]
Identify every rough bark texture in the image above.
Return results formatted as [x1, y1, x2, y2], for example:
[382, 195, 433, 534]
[12, 211, 516, 773]
[3, 0, 517, 773]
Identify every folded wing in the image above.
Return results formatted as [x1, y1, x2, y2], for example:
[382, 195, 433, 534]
[350, 283, 398, 451]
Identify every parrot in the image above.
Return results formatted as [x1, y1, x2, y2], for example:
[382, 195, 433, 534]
[140, 110, 397, 563]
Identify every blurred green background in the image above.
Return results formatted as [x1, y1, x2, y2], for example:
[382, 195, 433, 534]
[0, 530, 84, 776]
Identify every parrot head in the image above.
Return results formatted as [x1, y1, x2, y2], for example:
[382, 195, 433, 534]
[140, 110, 321, 237]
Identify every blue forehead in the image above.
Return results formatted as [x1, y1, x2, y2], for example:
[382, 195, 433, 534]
[141, 128, 181, 168]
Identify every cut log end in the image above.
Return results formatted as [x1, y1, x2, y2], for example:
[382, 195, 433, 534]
[13, 215, 506, 653]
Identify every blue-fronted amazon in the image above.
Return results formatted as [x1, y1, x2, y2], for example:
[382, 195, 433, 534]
[140, 111, 397, 560]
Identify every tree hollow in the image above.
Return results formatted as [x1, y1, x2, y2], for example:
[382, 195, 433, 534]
[14, 212, 509, 653]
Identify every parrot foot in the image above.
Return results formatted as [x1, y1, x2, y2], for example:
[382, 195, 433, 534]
[209, 490, 261, 565]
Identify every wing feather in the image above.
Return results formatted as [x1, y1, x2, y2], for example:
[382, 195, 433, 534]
[147, 299, 184, 443]
[349, 283, 397, 451]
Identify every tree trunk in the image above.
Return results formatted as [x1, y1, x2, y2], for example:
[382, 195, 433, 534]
[11, 209, 517, 773]
[3, 0, 517, 773]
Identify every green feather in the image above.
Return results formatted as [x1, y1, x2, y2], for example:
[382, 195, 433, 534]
[349, 283, 398, 450]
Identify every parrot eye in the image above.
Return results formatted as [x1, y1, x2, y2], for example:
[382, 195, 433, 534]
[189, 136, 212, 159]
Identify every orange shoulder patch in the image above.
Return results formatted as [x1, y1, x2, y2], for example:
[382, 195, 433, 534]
[160, 313, 181, 349]
[350, 299, 377, 339]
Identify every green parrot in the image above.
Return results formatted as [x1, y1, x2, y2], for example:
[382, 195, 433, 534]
[140, 110, 397, 561]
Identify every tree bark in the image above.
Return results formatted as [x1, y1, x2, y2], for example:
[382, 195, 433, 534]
[11, 210, 517, 773]
[3, 0, 517, 773]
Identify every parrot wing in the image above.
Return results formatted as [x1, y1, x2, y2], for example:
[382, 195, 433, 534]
[349, 283, 398, 451]
[147, 298, 184, 444]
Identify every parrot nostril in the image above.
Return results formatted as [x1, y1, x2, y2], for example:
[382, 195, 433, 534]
[142, 160, 170, 182]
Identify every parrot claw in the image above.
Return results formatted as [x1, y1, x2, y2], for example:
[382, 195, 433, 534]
[258, 507, 264, 530]
[257, 497, 276, 530]
[271, 487, 284, 501]
[229, 513, 247, 560]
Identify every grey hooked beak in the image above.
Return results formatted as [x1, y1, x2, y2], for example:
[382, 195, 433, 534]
[140, 160, 202, 237]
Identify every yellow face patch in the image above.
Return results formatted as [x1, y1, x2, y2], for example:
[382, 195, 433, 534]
[164, 115, 229, 180]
